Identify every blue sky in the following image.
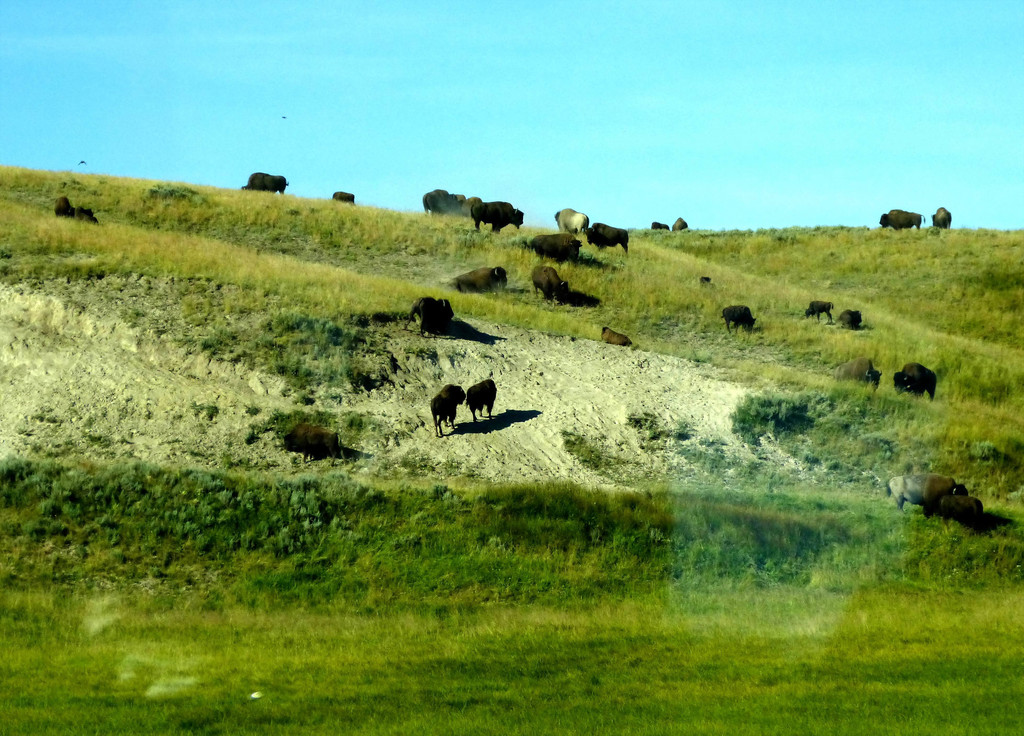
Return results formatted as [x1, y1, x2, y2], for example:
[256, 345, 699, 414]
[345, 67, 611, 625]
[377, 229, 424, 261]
[2, 1, 1022, 229]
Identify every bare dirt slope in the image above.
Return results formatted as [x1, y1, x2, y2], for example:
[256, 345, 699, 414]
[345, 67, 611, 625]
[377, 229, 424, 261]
[0, 281, 760, 486]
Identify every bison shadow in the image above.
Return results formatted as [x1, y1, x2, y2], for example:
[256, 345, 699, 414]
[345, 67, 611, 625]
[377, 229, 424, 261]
[340, 446, 371, 463]
[447, 320, 506, 345]
[452, 409, 541, 435]
[563, 290, 601, 308]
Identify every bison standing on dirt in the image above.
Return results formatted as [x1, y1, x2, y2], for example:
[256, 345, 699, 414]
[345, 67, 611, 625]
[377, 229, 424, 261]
[532, 265, 569, 302]
[531, 233, 581, 262]
[431, 384, 466, 437]
[453, 266, 507, 293]
[471, 201, 524, 232]
[601, 327, 632, 346]
[805, 301, 834, 323]
[932, 207, 952, 229]
[833, 357, 881, 388]
[243, 172, 288, 193]
[722, 305, 756, 333]
[585, 223, 629, 253]
[284, 423, 342, 462]
[893, 362, 936, 399]
[466, 379, 497, 421]
[54, 196, 74, 217]
[887, 474, 967, 515]
[555, 208, 590, 234]
[408, 297, 454, 336]
[879, 209, 923, 229]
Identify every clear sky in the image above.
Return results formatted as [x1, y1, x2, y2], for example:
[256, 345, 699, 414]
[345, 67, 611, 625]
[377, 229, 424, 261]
[2, 1, 1022, 230]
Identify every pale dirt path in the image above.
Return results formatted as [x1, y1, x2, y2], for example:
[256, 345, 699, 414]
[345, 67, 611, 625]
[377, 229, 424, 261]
[0, 282, 757, 486]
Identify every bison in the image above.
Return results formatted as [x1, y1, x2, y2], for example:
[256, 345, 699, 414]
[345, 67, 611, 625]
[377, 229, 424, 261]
[453, 266, 507, 293]
[243, 172, 288, 193]
[460, 196, 482, 217]
[722, 305, 756, 333]
[471, 201, 524, 232]
[74, 207, 98, 224]
[932, 207, 952, 229]
[284, 423, 341, 462]
[833, 357, 881, 388]
[466, 379, 497, 421]
[601, 327, 632, 346]
[423, 188, 469, 215]
[585, 223, 628, 253]
[531, 233, 581, 262]
[937, 494, 983, 524]
[805, 300, 834, 324]
[532, 265, 569, 302]
[431, 384, 466, 437]
[894, 362, 936, 399]
[879, 209, 923, 229]
[54, 196, 74, 218]
[887, 474, 967, 515]
[699, 276, 712, 286]
[408, 297, 454, 336]
[651, 221, 669, 230]
[837, 309, 862, 330]
[332, 191, 355, 203]
[555, 208, 590, 234]
[672, 217, 688, 231]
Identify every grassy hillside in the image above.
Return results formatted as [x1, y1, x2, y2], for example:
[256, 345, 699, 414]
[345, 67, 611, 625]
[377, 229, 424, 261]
[2, 165, 1024, 733]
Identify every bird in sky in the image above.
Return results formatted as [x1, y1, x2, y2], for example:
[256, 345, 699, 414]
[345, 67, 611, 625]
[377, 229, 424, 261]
[78, 160, 86, 165]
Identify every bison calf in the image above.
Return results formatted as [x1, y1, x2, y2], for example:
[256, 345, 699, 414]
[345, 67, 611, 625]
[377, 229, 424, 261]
[805, 300, 834, 324]
[722, 305, 756, 333]
[284, 423, 341, 462]
[431, 384, 466, 437]
[601, 327, 632, 346]
[466, 379, 497, 421]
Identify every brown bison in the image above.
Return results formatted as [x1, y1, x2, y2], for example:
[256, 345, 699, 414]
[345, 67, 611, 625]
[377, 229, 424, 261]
[805, 300, 834, 323]
[531, 233, 581, 262]
[937, 494, 983, 524]
[431, 384, 466, 437]
[555, 208, 590, 233]
[722, 305, 756, 333]
[888, 474, 967, 515]
[54, 196, 74, 217]
[894, 362, 936, 399]
[284, 423, 341, 462]
[466, 379, 497, 421]
[471, 201, 524, 232]
[243, 172, 288, 193]
[422, 188, 468, 215]
[837, 309, 862, 330]
[74, 207, 98, 224]
[833, 357, 881, 388]
[879, 209, 923, 229]
[453, 266, 507, 293]
[531, 265, 569, 302]
[932, 207, 952, 229]
[408, 297, 454, 336]
[601, 327, 632, 346]
[651, 221, 669, 230]
[332, 191, 355, 203]
[585, 223, 628, 253]
[672, 217, 688, 231]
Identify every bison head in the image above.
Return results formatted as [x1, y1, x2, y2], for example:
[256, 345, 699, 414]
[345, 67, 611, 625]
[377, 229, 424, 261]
[512, 209, 524, 228]
[491, 267, 508, 286]
[879, 214, 891, 228]
[866, 368, 881, 387]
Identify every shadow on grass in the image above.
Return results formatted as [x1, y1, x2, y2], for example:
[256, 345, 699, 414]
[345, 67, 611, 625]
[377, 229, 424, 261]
[563, 290, 601, 308]
[452, 409, 542, 435]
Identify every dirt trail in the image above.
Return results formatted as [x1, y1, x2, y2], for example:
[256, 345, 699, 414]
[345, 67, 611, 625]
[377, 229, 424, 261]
[0, 282, 757, 485]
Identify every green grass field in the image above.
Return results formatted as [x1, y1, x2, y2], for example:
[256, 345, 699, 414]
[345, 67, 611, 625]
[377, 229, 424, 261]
[2, 165, 1024, 733]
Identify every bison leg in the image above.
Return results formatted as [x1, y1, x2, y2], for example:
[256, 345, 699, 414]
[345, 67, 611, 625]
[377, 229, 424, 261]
[825, 312, 833, 325]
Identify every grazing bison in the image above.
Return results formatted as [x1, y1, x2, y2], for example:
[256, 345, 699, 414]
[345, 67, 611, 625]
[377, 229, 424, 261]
[833, 357, 881, 388]
[722, 305, 756, 333]
[453, 266, 507, 293]
[887, 474, 967, 515]
[601, 327, 632, 346]
[243, 172, 288, 193]
[73, 207, 98, 224]
[284, 423, 341, 462]
[531, 233, 581, 262]
[938, 494, 984, 524]
[466, 379, 497, 421]
[408, 297, 454, 336]
[431, 384, 466, 437]
[54, 196, 74, 218]
[932, 207, 952, 229]
[651, 221, 669, 230]
[894, 362, 936, 399]
[531, 265, 570, 302]
[423, 188, 468, 215]
[672, 217, 688, 231]
[879, 209, 923, 229]
[555, 208, 590, 234]
[837, 309, 862, 330]
[585, 223, 629, 253]
[332, 191, 355, 203]
[471, 201, 524, 232]
[805, 300, 834, 324]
